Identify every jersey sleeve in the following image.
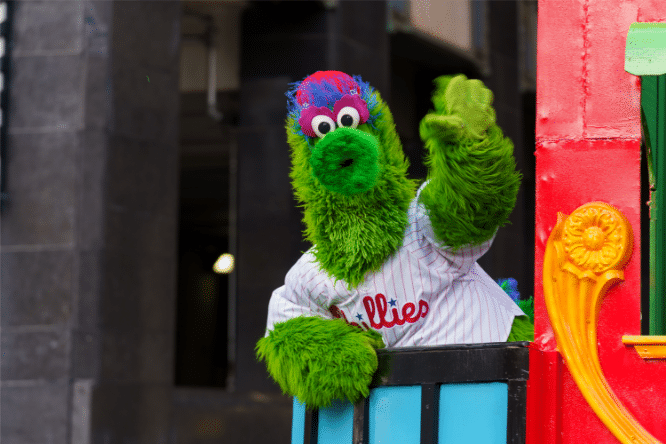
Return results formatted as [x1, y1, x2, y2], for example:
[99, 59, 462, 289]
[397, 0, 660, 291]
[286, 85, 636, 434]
[265, 253, 334, 334]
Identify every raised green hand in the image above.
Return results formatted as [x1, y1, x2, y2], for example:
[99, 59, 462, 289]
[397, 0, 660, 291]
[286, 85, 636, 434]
[418, 74, 520, 249]
[420, 74, 496, 142]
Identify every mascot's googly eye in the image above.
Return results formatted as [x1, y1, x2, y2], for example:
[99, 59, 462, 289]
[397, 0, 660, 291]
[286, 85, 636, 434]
[312, 115, 336, 138]
[337, 106, 361, 129]
[333, 94, 370, 128]
[298, 106, 335, 138]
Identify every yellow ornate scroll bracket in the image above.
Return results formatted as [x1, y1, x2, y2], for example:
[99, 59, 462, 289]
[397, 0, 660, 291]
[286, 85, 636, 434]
[543, 202, 659, 444]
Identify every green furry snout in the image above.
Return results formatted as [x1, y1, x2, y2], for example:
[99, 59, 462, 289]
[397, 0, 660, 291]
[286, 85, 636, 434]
[310, 128, 380, 196]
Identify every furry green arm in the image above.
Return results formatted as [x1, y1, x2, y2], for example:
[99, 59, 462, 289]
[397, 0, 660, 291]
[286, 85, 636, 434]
[256, 316, 385, 409]
[419, 75, 521, 249]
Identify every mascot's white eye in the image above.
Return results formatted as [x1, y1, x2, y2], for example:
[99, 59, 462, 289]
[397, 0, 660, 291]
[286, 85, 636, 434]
[311, 115, 336, 138]
[336, 106, 361, 129]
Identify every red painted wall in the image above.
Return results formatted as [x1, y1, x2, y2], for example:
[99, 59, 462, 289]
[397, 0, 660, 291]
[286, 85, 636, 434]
[531, 0, 666, 442]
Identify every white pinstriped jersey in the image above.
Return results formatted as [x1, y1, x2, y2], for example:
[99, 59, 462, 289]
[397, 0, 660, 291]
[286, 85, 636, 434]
[266, 183, 525, 347]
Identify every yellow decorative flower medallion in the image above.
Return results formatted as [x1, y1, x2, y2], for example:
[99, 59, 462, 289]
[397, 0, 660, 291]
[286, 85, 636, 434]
[561, 202, 632, 273]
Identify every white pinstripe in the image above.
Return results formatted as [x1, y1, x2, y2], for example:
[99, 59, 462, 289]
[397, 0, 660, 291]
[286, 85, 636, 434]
[265, 183, 525, 347]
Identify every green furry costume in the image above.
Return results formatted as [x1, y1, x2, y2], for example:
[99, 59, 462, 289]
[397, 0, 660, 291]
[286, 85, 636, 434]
[256, 71, 533, 409]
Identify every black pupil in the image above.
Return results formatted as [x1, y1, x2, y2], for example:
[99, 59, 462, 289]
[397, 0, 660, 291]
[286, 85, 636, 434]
[318, 121, 331, 134]
[341, 114, 354, 127]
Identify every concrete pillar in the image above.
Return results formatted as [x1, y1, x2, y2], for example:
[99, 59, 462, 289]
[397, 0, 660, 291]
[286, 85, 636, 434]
[0, 2, 180, 443]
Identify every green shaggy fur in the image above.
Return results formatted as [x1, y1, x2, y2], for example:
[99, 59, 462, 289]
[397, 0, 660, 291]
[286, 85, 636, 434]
[287, 89, 417, 288]
[256, 317, 385, 408]
[507, 315, 535, 342]
[419, 115, 521, 249]
[517, 296, 535, 324]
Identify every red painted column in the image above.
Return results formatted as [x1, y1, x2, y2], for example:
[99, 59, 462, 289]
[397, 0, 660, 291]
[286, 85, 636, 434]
[531, 0, 666, 442]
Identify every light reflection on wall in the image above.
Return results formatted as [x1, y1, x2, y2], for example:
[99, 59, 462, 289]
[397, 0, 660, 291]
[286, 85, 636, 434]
[213, 253, 235, 274]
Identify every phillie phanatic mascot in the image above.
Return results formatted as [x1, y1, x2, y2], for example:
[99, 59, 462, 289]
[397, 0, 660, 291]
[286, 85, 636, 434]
[256, 71, 533, 409]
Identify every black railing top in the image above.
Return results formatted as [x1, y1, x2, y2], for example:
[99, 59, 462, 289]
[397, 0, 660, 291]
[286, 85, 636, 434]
[371, 342, 530, 387]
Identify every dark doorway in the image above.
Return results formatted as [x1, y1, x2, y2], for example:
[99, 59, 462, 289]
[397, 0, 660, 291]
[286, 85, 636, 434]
[175, 91, 238, 387]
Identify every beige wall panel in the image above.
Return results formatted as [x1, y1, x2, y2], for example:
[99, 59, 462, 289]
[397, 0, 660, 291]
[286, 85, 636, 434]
[411, 0, 472, 51]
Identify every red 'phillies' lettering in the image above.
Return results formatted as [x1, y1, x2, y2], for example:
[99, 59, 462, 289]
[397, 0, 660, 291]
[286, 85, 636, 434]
[329, 305, 370, 330]
[362, 294, 428, 329]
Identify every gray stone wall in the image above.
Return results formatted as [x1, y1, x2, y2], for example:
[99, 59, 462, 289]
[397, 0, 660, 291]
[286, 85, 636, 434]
[1, 2, 180, 443]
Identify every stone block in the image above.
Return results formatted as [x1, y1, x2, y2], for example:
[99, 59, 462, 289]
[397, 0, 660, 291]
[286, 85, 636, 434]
[90, 382, 173, 444]
[105, 136, 179, 217]
[84, 55, 111, 131]
[1, 382, 69, 444]
[101, 249, 176, 332]
[111, 62, 178, 115]
[8, 55, 84, 131]
[79, 130, 107, 250]
[72, 330, 100, 379]
[84, 1, 111, 57]
[1, 328, 69, 381]
[104, 207, 178, 261]
[1, 250, 73, 327]
[1, 131, 77, 246]
[111, 104, 178, 147]
[111, 66, 179, 144]
[78, 250, 102, 330]
[112, 2, 181, 71]
[99, 330, 174, 384]
[71, 379, 94, 444]
[12, 1, 84, 55]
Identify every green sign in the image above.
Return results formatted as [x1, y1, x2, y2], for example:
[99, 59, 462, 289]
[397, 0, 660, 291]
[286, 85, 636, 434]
[626, 22, 666, 76]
